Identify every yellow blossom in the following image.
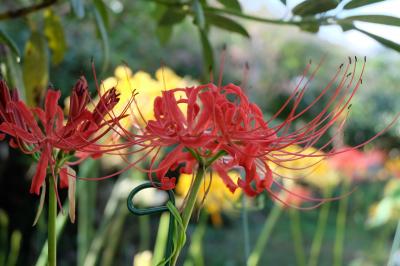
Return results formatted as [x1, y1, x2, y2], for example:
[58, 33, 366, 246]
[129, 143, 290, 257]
[270, 145, 340, 192]
[101, 65, 189, 127]
[176, 172, 241, 226]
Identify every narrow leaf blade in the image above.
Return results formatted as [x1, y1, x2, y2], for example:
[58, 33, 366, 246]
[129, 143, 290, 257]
[340, 15, 400, 27]
[206, 13, 250, 37]
[356, 26, 400, 53]
[217, 0, 242, 11]
[344, 0, 385, 10]
[0, 29, 20, 56]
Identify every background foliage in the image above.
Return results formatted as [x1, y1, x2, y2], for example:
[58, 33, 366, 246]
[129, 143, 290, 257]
[0, 0, 399, 265]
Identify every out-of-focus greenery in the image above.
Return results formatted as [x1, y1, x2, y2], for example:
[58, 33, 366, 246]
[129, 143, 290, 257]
[0, 0, 399, 265]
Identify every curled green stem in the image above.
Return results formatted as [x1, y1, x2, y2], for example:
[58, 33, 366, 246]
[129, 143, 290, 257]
[171, 165, 206, 266]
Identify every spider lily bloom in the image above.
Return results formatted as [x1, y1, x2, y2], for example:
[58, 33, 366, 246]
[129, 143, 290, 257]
[0, 77, 124, 214]
[138, 56, 397, 201]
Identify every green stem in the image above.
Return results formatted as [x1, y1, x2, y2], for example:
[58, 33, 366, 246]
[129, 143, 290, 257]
[333, 182, 350, 266]
[308, 194, 331, 266]
[35, 202, 68, 266]
[247, 204, 283, 266]
[171, 165, 206, 266]
[152, 213, 171, 266]
[242, 196, 250, 263]
[48, 176, 57, 266]
[289, 209, 306, 266]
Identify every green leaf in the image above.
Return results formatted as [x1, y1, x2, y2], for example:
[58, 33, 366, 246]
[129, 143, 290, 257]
[22, 32, 49, 107]
[206, 13, 250, 37]
[93, 6, 109, 74]
[199, 29, 214, 70]
[356, 26, 400, 53]
[192, 0, 206, 30]
[292, 0, 339, 16]
[44, 10, 67, 65]
[217, 0, 242, 11]
[70, 0, 85, 18]
[0, 29, 20, 56]
[344, 0, 385, 10]
[158, 8, 186, 26]
[0, 45, 26, 100]
[340, 15, 400, 27]
[33, 182, 46, 226]
[156, 25, 173, 45]
[93, 0, 109, 28]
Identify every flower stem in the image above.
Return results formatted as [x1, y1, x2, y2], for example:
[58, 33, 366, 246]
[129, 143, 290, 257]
[247, 204, 282, 266]
[242, 196, 250, 263]
[308, 194, 331, 266]
[289, 209, 306, 266]
[171, 165, 206, 266]
[333, 181, 350, 266]
[48, 176, 57, 266]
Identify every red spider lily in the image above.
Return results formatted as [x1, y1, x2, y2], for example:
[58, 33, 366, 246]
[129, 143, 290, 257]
[0, 77, 124, 200]
[133, 56, 397, 203]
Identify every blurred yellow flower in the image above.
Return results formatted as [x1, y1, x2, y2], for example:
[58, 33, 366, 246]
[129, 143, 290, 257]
[176, 172, 241, 226]
[270, 145, 340, 192]
[133, 250, 152, 266]
[101, 65, 190, 127]
[385, 156, 400, 178]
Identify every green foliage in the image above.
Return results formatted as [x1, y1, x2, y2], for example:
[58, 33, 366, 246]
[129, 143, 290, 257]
[44, 10, 67, 65]
[93, 5, 110, 73]
[292, 0, 340, 16]
[22, 31, 49, 107]
[344, 0, 386, 9]
[70, 0, 85, 18]
[206, 13, 249, 37]
[0, 29, 20, 57]
[216, 0, 242, 11]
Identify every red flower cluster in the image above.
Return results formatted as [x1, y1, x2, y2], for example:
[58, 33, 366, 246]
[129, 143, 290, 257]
[141, 57, 390, 198]
[0, 77, 123, 197]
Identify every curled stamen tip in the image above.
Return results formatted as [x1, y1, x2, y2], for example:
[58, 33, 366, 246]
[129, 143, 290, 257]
[339, 63, 344, 69]
[348, 56, 352, 64]
[346, 72, 352, 78]
[309, 59, 312, 65]
[348, 104, 352, 110]
[360, 78, 363, 84]
[355, 56, 358, 62]
[222, 43, 227, 50]
[90, 56, 94, 63]
[364, 56, 367, 62]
